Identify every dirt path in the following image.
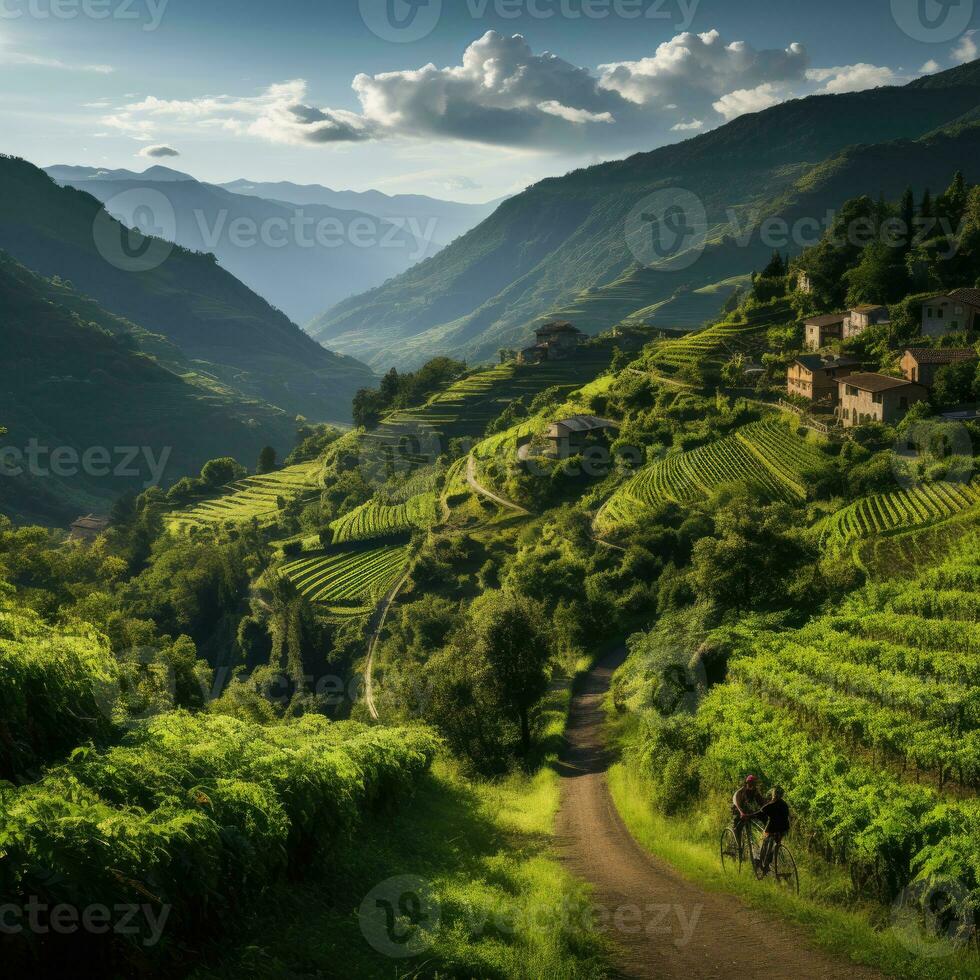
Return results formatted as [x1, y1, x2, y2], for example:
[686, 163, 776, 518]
[466, 455, 530, 515]
[362, 568, 412, 721]
[555, 649, 880, 980]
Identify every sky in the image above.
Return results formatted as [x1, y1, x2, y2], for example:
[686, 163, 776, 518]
[1, 0, 977, 201]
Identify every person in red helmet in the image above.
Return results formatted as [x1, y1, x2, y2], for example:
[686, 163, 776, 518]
[731, 775, 763, 849]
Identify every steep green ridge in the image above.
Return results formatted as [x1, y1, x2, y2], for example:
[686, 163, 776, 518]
[311, 61, 980, 369]
[0, 252, 296, 525]
[0, 155, 374, 422]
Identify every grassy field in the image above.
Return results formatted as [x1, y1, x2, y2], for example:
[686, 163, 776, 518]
[168, 461, 322, 534]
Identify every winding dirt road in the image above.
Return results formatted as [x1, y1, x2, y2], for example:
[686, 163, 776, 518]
[555, 649, 880, 980]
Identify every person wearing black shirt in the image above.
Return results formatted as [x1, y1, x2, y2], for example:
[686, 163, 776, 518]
[757, 786, 791, 873]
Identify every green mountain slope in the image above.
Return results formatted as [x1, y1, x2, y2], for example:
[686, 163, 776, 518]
[0, 155, 374, 423]
[311, 61, 980, 370]
[0, 251, 296, 524]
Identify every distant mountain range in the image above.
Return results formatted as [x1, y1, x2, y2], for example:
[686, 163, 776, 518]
[309, 59, 980, 371]
[0, 156, 375, 420]
[45, 167, 504, 325]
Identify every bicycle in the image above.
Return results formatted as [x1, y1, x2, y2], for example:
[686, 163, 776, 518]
[720, 819, 799, 895]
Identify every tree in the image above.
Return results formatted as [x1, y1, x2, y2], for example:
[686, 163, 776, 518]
[844, 241, 908, 306]
[256, 446, 277, 475]
[933, 360, 978, 408]
[899, 187, 915, 252]
[466, 589, 553, 754]
[200, 457, 246, 488]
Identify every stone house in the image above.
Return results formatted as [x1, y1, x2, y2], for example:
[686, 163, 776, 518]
[544, 416, 619, 459]
[804, 313, 846, 351]
[920, 289, 980, 337]
[69, 514, 110, 542]
[787, 355, 862, 406]
[843, 305, 889, 340]
[518, 320, 585, 364]
[836, 374, 928, 427]
[901, 348, 978, 388]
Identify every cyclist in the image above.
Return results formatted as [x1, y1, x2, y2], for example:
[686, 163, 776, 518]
[756, 786, 791, 874]
[731, 775, 763, 848]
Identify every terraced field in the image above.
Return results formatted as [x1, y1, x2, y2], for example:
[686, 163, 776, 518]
[168, 461, 322, 533]
[359, 341, 624, 481]
[329, 492, 438, 544]
[818, 478, 980, 552]
[595, 418, 825, 533]
[280, 544, 411, 606]
[643, 300, 790, 380]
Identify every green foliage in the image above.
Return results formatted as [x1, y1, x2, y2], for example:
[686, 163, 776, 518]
[0, 713, 437, 970]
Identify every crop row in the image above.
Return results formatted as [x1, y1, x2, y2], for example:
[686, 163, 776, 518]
[819, 479, 980, 550]
[329, 493, 438, 544]
[281, 544, 410, 604]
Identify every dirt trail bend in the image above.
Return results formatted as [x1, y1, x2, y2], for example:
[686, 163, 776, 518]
[555, 649, 880, 980]
[466, 455, 530, 515]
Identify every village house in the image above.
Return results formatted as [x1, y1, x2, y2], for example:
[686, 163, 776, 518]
[920, 288, 980, 337]
[836, 374, 928, 428]
[68, 514, 109, 542]
[544, 415, 619, 459]
[787, 354, 861, 406]
[804, 313, 846, 351]
[901, 348, 979, 388]
[519, 320, 585, 364]
[842, 304, 889, 340]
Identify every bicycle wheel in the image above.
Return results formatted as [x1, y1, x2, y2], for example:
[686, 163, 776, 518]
[720, 827, 742, 875]
[745, 822, 765, 880]
[773, 843, 800, 894]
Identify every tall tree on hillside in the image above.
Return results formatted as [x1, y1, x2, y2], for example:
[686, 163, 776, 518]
[466, 589, 553, 754]
[256, 446, 277, 475]
[899, 187, 915, 253]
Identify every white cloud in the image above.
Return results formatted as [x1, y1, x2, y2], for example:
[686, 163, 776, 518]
[806, 63, 903, 94]
[2, 51, 113, 73]
[443, 175, 481, 192]
[102, 31, 910, 155]
[598, 31, 808, 107]
[713, 83, 786, 121]
[951, 31, 977, 65]
[138, 144, 180, 158]
[537, 101, 614, 124]
[920, 59, 941, 74]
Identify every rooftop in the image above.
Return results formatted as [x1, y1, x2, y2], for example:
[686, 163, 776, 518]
[547, 415, 619, 436]
[795, 354, 861, 372]
[850, 304, 888, 314]
[804, 313, 846, 326]
[904, 347, 978, 365]
[840, 373, 922, 393]
[927, 287, 980, 307]
[536, 320, 582, 335]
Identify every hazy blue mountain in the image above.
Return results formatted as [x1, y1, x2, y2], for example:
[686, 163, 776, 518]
[220, 178, 504, 249]
[2, 155, 374, 423]
[47, 169, 440, 325]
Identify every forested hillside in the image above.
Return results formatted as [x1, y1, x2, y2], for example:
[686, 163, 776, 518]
[0, 155, 374, 423]
[311, 60, 980, 370]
